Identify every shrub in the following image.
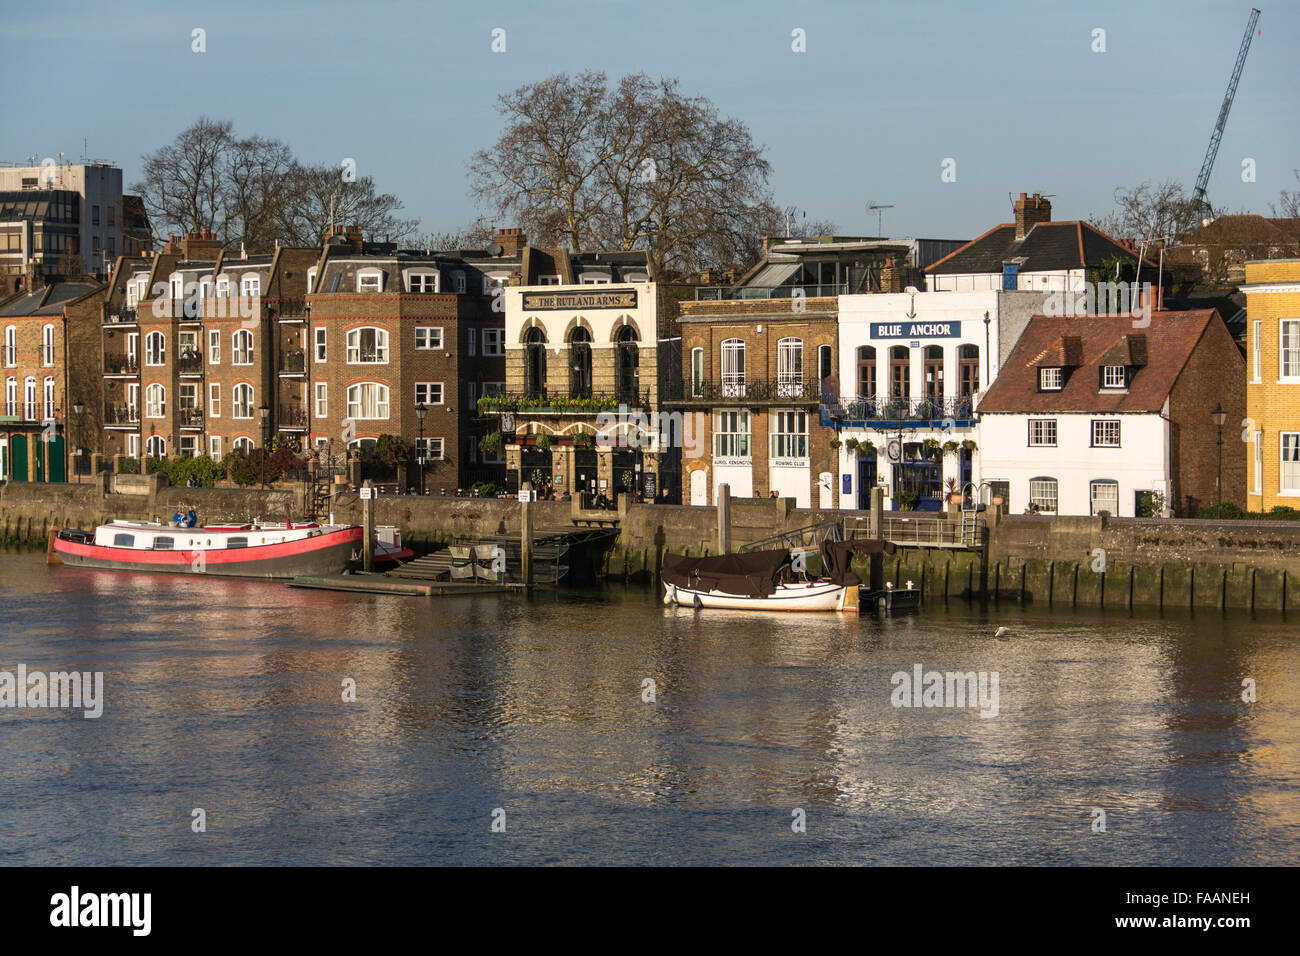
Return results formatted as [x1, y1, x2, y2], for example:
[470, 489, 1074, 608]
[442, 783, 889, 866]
[470, 481, 498, 498]
[118, 457, 140, 475]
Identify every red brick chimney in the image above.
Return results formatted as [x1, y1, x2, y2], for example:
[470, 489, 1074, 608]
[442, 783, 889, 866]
[880, 257, 903, 293]
[170, 229, 223, 260]
[1014, 192, 1052, 239]
[494, 228, 525, 256]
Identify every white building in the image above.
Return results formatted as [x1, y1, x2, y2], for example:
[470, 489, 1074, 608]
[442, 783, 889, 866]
[0, 161, 125, 280]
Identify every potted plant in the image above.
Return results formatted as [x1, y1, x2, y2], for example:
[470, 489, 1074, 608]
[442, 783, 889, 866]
[942, 440, 959, 455]
[535, 432, 553, 451]
[845, 437, 860, 454]
[945, 476, 963, 505]
[829, 437, 842, 451]
[961, 438, 977, 453]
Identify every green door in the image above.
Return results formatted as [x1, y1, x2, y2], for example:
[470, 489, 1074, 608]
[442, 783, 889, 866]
[33, 434, 45, 482]
[47, 434, 65, 482]
[10, 435, 27, 482]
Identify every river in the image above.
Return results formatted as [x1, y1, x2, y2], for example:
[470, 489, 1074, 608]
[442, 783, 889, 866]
[0, 550, 1296, 865]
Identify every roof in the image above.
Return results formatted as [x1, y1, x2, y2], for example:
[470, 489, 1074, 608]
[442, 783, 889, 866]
[1180, 214, 1300, 247]
[978, 309, 1222, 414]
[926, 221, 1153, 276]
[0, 281, 102, 317]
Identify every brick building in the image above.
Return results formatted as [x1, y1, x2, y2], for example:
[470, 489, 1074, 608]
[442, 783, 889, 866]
[1242, 258, 1300, 510]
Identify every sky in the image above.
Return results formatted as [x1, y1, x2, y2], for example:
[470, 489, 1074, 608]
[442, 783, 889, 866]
[2, 0, 1296, 243]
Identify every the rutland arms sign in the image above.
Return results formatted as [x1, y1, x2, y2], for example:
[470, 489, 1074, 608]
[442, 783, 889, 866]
[522, 289, 637, 311]
[870, 320, 960, 339]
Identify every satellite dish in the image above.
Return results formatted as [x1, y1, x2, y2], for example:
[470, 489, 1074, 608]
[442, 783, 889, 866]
[487, 243, 505, 257]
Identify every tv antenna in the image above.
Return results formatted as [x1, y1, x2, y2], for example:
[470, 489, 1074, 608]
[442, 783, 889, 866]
[867, 201, 893, 236]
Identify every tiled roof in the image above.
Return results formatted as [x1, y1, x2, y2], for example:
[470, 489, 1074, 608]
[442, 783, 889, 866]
[0, 282, 101, 317]
[926, 221, 1152, 275]
[978, 310, 1220, 414]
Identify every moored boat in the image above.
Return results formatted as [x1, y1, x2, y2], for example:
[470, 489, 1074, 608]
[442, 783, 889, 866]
[53, 519, 364, 579]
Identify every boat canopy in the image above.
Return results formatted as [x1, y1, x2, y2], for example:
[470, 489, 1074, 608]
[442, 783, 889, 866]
[820, 538, 898, 587]
[661, 549, 792, 598]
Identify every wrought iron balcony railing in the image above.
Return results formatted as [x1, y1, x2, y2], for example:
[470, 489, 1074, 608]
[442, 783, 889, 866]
[179, 407, 204, 427]
[108, 308, 137, 324]
[275, 298, 307, 321]
[477, 389, 651, 416]
[666, 378, 816, 404]
[826, 395, 977, 424]
[278, 405, 309, 428]
[279, 350, 306, 373]
[104, 403, 140, 425]
[104, 355, 140, 375]
[177, 351, 204, 374]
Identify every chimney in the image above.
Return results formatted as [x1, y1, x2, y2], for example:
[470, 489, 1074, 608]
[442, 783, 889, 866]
[1014, 192, 1052, 239]
[880, 257, 903, 294]
[345, 224, 364, 253]
[494, 227, 525, 256]
[179, 230, 222, 261]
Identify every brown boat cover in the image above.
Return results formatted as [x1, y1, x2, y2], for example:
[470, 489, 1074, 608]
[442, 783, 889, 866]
[661, 549, 792, 598]
[820, 538, 898, 587]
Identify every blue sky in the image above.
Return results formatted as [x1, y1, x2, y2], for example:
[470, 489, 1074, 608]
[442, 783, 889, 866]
[2, 0, 1296, 242]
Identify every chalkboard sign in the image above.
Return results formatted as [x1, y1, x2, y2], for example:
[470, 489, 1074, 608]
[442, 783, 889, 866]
[642, 473, 657, 499]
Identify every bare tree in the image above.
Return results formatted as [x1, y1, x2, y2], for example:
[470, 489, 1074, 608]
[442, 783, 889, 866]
[1089, 180, 1204, 242]
[274, 165, 417, 247]
[1271, 170, 1300, 219]
[133, 118, 235, 245]
[470, 72, 779, 276]
[409, 220, 498, 252]
[225, 135, 296, 253]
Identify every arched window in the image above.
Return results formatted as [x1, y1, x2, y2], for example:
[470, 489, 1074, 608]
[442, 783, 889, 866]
[233, 436, 254, 454]
[145, 331, 165, 366]
[721, 339, 745, 397]
[232, 383, 254, 419]
[959, 344, 980, 397]
[777, 337, 803, 396]
[819, 343, 833, 381]
[1029, 477, 1058, 514]
[42, 376, 54, 420]
[524, 327, 547, 398]
[690, 347, 704, 398]
[145, 435, 166, 459]
[856, 346, 877, 400]
[346, 327, 389, 364]
[232, 329, 254, 365]
[568, 326, 592, 398]
[346, 382, 390, 420]
[615, 325, 638, 403]
[41, 324, 55, 366]
[145, 383, 166, 418]
[23, 377, 35, 420]
[1090, 479, 1119, 516]
[924, 345, 944, 404]
[3, 326, 15, 366]
[889, 346, 910, 400]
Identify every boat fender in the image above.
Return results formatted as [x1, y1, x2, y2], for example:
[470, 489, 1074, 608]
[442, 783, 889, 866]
[692, 592, 703, 610]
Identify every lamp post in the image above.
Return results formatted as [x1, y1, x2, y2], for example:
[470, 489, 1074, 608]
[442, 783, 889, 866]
[983, 311, 991, 388]
[415, 402, 427, 495]
[1211, 403, 1227, 518]
[72, 398, 84, 483]
[258, 403, 270, 488]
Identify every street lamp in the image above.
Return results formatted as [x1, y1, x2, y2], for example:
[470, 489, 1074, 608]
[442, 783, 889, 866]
[72, 398, 84, 483]
[415, 402, 427, 495]
[983, 311, 991, 388]
[1211, 403, 1227, 518]
[259, 403, 270, 488]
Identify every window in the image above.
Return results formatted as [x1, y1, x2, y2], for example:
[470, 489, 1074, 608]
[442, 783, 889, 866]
[178, 437, 197, 458]
[405, 271, 439, 293]
[92, 205, 100, 226]
[417, 437, 444, 462]
[5, 326, 17, 366]
[232, 383, 254, 419]
[924, 345, 944, 401]
[179, 383, 198, 410]
[357, 269, 383, 293]
[482, 328, 504, 356]
[524, 327, 547, 397]
[314, 328, 327, 362]
[226, 537, 248, 549]
[128, 332, 138, 366]
[721, 339, 745, 397]
[1028, 419, 1057, 446]
[208, 382, 221, 417]
[468, 328, 477, 357]
[416, 382, 443, 405]
[959, 344, 980, 397]
[233, 437, 254, 453]
[210, 435, 222, 458]
[347, 383, 390, 419]
[43, 377, 54, 420]
[23, 377, 35, 420]
[777, 338, 803, 396]
[1281, 320, 1300, 379]
[1091, 420, 1121, 447]
[567, 327, 590, 397]
[216, 275, 230, 297]
[241, 274, 260, 298]
[770, 410, 808, 459]
[232, 330, 254, 365]
[306, 267, 317, 294]
[178, 330, 198, 362]
[41, 324, 54, 366]
[154, 536, 174, 551]
[452, 271, 466, 294]
[713, 410, 751, 458]
[145, 383, 166, 418]
[315, 382, 328, 418]
[1101, 365, 1126, 389]
[1090, 480, 1119, 516]
[4, 377, 14, 417]
[483, 275, 509, 295]
[1282, 433, 1300, 492]
[128, 433, 140, 458]
[580, 273, 610, 285]
[1252, 320, 1261, 381]
[1253, 430, 1263, 495]
[346, 327, 388, 363]
[890, 346, 910, 398]
[1029, 477, 1058, 514]
[615, 325, 639, 401]
[208, 329, 220, 364]
[538, 274, 561, 285]
[145, 331, 165, 366]
[818, 344, 832, 381]
[1039, 367, 1063, 390]
[691, 347, 704, 397]
[113, 533, 134, 548]
[414, 327, 443, 350]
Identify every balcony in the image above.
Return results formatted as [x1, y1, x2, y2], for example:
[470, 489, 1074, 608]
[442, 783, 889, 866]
[277, 405, 308, 430]
[667, 378, 817, 405]
[822, 395, 977, 428]
[104, 355, 140, 376]
[104, 404, 140, 426]
[177, 351, 204, 375]
[477, 390, 650, 417]
[275, 298, 307, 321]
[179, 407, 204, 428]
[694, 283, 849, 302]
[279, 350, 306, 375]
[107, 308, 137, 325]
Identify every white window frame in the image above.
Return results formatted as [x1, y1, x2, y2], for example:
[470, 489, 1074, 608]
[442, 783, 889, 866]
[179, 435, 198, 458]
[416, 381, 444, 406]
[414, 327, 443, 350]
[777, 337, 803, 396]
[482, 328, 504, 356]
[240, 273, 260, 298]
[1101, 365, 1126, 389]
[232, 383, 254, 420]
[721, 339, 746, 397]
[314, 382, 328, 418]
[713, 410, 751, 459]
[2, 326, 13, 367]
[404, 269, 439, 294]
[1089, 479, 1119, 516]
[216, 275, 231, 298]
[1091, 420, 1121, 447]
[208, 329, 220, 364]
[233, 436, 254, 454]
[418, 436, 444, 462]
[41, 324, 55, 366]
[1281, 320, 1300, 382]
[145, 383, 166, 419]
[346, 327, 389, 364]
[209, 435, 222, 458]
[537, 274, 561, 286]
[1252, 320, 1261, 382]
[346, 382, 390, 420]
[1029, 477, 1059, 514]
[468, 329, 476, 357]
[691, 347, 704, 397]
[145, 331, 165, 366]
[208, 382, 221, 417]
[42, 376, 54, 420]
[1253, 429, 1263, 495]
[127, 433, 140, 458]
[1028, 419, 1057, 447]
[769, 409, 809, 460]
[1039, 367, 1063, 390]
[306, 266, 317, 294]
[145, 435, 166, 459]
[314, 327, 327, 362]
[357, 268, 384, 293]
[232, 329, 254, 365]
[1281, 432, 1300, 493]
[4, 377, 14, 417]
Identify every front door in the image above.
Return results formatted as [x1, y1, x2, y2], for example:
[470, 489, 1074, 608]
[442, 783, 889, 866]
[47, 435, 65, 482]
[690, 469, 707, 506]
[857, 455, 877, 509]
[11, 434, 28, 482]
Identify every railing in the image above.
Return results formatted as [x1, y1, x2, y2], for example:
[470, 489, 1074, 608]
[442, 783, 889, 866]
[478, 390, 651, 415]
[694, 283, 849, 301]
[177, 351, 204, 374]
[104, 355, 140, 375]
[275, 298, 307, 320]
[278, 405, 309, 428]
[739, 519, 844, 554]
[104, 404, 139, 425]
[179, 407, 204, 427]
[868, 515, 986, 549]
[827, 396, 976, 424]
[108, 308, 137, 324]
[279, 350, 306, 373]
[666, 378, 816, 403]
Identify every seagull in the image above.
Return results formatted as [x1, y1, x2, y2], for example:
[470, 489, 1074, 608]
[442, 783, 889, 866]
[994, 627, 1011, 641]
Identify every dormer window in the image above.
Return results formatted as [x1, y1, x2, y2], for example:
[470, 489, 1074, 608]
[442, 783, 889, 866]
[580, 272, 611, 285]
[357, 269, 384, 293]
[1101, 365, 1127, 389]
[625, 272, 649, 283]
[537, 274, 561, 286]
[1039, 367, 1063, 391]
[452, 271, 466, 294]
[306, 266, 317, 294]
[404, 269, 438, 293]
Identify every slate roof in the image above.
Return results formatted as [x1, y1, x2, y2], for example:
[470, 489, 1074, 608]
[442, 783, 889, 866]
[926, 221, 1154, 275]
[978, 310, 1221, 414]
[0, 281, 101, 317]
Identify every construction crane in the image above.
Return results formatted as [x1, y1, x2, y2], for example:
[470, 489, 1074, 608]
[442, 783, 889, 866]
[1192, 7, 1261, 221]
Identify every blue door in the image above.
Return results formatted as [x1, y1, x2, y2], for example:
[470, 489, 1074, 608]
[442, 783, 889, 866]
[857, 454, 877, 509]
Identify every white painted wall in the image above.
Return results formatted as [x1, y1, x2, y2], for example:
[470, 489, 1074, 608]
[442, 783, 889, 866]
[712, 463, 753, 501]
[927, 268, 1086, 293]
[977, 411, 1171, 516]
[768, 461, 811, 507]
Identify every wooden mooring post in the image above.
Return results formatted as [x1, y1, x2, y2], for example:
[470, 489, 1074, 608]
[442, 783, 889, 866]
[520, 481, 534, 589]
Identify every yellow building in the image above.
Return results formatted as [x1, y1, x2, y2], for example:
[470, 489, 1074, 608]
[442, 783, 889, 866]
[1243, 259, 1300, 511]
